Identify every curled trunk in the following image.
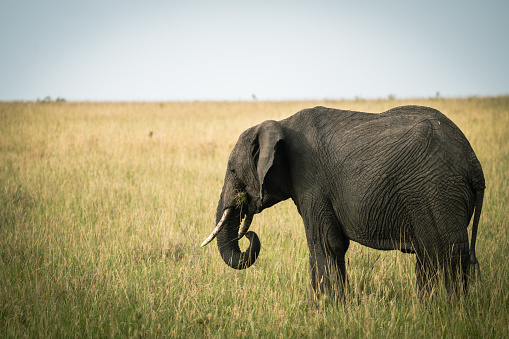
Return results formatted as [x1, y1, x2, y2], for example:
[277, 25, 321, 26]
[215, 208, 260, 269]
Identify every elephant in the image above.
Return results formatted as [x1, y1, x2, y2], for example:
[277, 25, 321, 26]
[201, 105, 485, 300]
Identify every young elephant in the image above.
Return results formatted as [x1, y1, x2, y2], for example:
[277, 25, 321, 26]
[201, 105, 485, 299]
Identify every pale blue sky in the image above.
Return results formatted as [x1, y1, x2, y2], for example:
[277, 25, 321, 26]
[1, 0, 508, 101]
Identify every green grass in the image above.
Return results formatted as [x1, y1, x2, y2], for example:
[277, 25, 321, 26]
[1, 98, 508, 338]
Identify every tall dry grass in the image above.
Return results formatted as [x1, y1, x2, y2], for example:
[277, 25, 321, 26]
[1, 98, 508, 337]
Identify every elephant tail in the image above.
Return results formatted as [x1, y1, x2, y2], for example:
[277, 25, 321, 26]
[469, 185, 485, 281]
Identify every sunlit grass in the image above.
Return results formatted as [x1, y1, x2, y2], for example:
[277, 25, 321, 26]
[1, 98, 508, 337]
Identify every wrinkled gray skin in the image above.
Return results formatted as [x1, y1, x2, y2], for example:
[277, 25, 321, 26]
[207, 105, 485, 299]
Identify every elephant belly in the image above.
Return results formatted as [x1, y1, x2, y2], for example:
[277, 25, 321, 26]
[341, 178, 473, 254]
[350, 219, 416, 252]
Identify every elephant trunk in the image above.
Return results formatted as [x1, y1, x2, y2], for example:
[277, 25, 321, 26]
[215, 208, 260, 270]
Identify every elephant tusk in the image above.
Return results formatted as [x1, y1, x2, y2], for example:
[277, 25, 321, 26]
[201, 208, 233, 247]
[238, 213, 254, 240]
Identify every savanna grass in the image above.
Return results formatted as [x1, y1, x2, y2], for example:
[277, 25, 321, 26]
[1, 98, 508, 337]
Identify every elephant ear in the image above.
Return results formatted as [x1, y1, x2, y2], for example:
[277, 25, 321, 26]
[254, 120, 284, 202]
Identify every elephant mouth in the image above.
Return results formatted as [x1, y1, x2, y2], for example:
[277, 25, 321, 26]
[200, 207, 254, 247]
[233, 190, 257, 239]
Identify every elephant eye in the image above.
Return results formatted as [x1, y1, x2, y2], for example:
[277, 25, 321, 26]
[230, 168, 237, 177]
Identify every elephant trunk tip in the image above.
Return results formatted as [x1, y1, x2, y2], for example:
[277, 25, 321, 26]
[223, 230, 261, 270]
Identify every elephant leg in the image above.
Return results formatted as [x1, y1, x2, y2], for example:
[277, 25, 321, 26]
[303, 200, 349, 303]
[416, 238, 470, 297]
[308, 243, 348, 301]
[412, 211, 441, 297]
[415, 252, 438, 298]
[443, 241, 470, 295]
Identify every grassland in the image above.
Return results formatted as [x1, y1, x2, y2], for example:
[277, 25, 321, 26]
[1, 97, 508, 338]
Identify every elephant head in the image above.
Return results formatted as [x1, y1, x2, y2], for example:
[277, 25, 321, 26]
[201, 120, 291, 269]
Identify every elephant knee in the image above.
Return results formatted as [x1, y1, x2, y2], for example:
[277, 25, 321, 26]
[326, 224, 349, 254]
